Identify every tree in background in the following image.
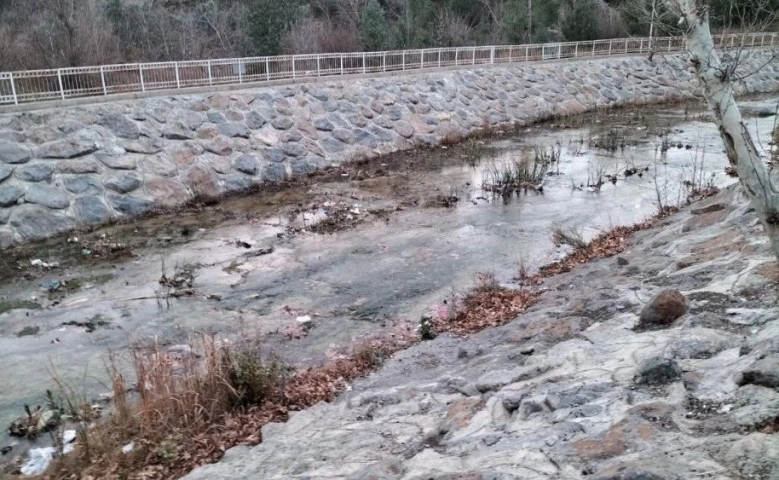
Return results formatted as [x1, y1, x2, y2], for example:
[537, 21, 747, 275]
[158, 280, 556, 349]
[562, 0, 600, 40]
[247, 0, 306, 56]
[360, 0, 387, 51]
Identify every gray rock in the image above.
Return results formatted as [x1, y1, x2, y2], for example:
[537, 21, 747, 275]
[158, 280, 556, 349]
[100, 114, 140, 139]
[107, 194, 152, 215]
[737, 356, 779, 389]
[320, 137, 345, 153]
[63, 175, 102, 196]
[218, 123, 251, 139]
[0, 140, 31, 164]
[355, 129, 378, 147]
[725, 433, 779, 479]
[162, 123, 195, 140]
[16, 163, 54, 182]
[314, 118, 335, 132]
[634, 357, 681, 385]
[223, 174, 253, 192]
[369, 125, 394, 143]
[246, 111, 267, 129]
[290, 158, 317, 175]
[0, 164, 13, 182]
[638, 290, 687, 329]
[0, 208, 9, 224]
[332, 129, 356, 144]
[105, 174, 142, 194]
[96, 153, 137, 170]
[121, 139, 163, 154]
[37, 139, 97, 159]
[281, 143, 307, 158]
[207, 112, 227, 124]
[56, 159, 100, 174]
[262, 148, 286, 163]
[345, 460, 405, 480]
[178, 111, 204, 130]
[24, 185, 70, 209]
[272, 117, 294, 130]
[395, 121, 414, 138]
[0, 185, 24, 207]
[262, 163, 287, 183]
[232, 154, 260, 175]
[9, 205, 72, 240]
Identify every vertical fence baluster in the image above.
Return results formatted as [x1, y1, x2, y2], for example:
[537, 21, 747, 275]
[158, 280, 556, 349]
[472, 48, 476, 65]
[57, 69, 65, 100]
[340, 56, 344, 75]
[383, 52, 386, 72]
[239, 59, 243, 83]
[175, 63, 180, 89]
[100, 66, 107, 96]
[139, 65, 145, 92]
[207, 60, 213, 85]
[266, 58, 270, 81]
[402, 51, 405, 70]
[9, 72, 18, 105]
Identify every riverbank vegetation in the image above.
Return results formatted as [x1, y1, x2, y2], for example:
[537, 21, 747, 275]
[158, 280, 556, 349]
[0, 0, 775, 70]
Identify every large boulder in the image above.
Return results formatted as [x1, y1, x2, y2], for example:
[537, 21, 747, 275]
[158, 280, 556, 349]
[638, 290, 687, 329]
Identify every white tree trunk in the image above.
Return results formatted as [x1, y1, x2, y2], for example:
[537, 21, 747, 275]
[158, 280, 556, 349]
[667, 0, 779, 258]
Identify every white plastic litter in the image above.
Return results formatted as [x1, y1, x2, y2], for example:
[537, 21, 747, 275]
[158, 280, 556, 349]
[20, 447, 56, 476]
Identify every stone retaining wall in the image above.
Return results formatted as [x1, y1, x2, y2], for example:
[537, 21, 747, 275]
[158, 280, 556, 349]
[0, 51, 778, 246]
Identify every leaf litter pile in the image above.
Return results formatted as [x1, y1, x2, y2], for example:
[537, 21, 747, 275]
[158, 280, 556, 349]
[25, 218, 658, 480]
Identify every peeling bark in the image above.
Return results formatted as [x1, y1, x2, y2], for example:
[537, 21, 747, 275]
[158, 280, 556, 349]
[665, 0, 779, 258]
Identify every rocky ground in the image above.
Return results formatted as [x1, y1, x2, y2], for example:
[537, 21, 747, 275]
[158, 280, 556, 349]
[183, 184, 779, 480]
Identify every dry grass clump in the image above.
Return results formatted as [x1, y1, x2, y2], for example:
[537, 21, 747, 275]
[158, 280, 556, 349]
[432, 273, 540, 336]
[536, 221, 654, 278]
[38, 334, 410, 480]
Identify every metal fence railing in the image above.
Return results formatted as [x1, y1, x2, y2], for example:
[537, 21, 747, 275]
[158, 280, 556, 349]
[0, 32, 776, 107]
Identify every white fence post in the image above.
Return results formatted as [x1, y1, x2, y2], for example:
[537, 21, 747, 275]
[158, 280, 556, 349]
[317, 56, 321, 77]
[139, 64, 145, 92]
[608, 39, 613, 56]
[207, 60, 213, 85]
[557, 44, 562, 59]
[625, 40, 629, 54]
[340, 55, 344, 75]
[100, 66, 107, 96]
[362, 53, 366, 74]
[592, 41, 596, 56]
[439, 48, 442, 67]
[490, 46, 495, 64]
[422, 50, 425, 69]
[175, 62, 180, 89]
[9, 72, 18, 105]
[57, 69, 65, 100]
[383, 52, 386, 72]
[266, 58, 270, 81]
[472, 48, 476, 65]
[239, 59, 243, 83]
[402, 51, 405, 70]
[292, 56, 297, 78]
[574, 43, 578, 58]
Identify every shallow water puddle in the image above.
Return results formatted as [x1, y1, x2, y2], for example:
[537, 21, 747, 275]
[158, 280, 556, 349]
[0, 97, 777, 461]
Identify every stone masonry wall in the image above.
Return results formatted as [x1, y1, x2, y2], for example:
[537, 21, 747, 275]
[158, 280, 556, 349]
[0, 51, 777, 246]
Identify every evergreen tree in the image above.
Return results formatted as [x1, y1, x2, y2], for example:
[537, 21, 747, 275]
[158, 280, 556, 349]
[247, 0, 305, 56]
[360, 0, 386, 51]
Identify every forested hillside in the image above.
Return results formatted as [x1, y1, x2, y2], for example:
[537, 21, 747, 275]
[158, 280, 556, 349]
[0, 0, 775, 70]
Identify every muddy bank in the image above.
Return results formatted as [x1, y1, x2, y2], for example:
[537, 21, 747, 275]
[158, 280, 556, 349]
[0, 96, 778, 469]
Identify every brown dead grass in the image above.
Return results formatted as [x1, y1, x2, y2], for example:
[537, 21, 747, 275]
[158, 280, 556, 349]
[534, 220, 655, 279]
[36, 336, 410, 480]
